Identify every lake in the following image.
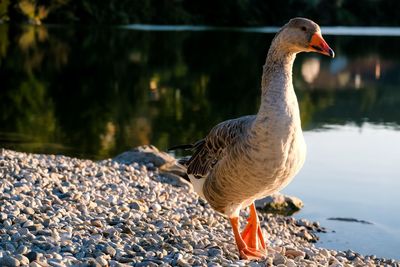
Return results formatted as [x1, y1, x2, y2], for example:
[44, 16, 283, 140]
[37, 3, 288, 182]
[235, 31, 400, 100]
[1, 24, 399, 259]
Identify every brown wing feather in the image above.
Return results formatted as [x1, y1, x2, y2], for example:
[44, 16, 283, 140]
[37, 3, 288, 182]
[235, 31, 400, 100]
[186, 115, 255, 177]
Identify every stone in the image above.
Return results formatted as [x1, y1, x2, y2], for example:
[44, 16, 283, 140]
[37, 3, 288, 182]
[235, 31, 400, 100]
[176, 258, 191, 267]
[113, 145, 175, 169]
[286, 259, 296, 267]
[16, 245, 28, 255]
[26, 251, 42, 262]
[135, 261, 158, 267]
[248, 262, 263, 267]
[0, 212, 8, 221]
[91, 219, 103, 228]
[13, 254, 29, 265]
[208, 248, 223, 257]
[22, 220, 34, 228]
[286, 248, 306, 259]
[321, 249, 331, 258]
[150, 203, 162, 212]
[81, 258, 100, 267]
[103, 245, 116, 257]
[255, 193, 303, 216]
[26, 224, 43, 231]
[96, 256, 108, 266]
[273, 253, 287, 265]
[23, 207, 35, 215]
[0, 255, 20, 267]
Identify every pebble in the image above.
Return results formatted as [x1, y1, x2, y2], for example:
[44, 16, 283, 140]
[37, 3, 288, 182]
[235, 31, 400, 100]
[286, 259, 296, 267]
[0, 212, 7, 221]
[286, 248, 305, 259]
[14, 255, 29, 265]
[48, 258, 67, 267]
[0, 148, 397, 267]
[91, 219, 104, 228]
[321, 248, 331, 257]
[96, 256, 108, 266]
[273, 253, 287, 265]
[208, 248, 223, 257]
[150, 203, 162, 212]
[103, 245, 117, 257]
[26, 251, 42, 262]
[135, 261, 158, 267]
[23, 207, 35, 215]
[16, 245, 28, 254]
[248, 262, 263, 267]
[0, 255, 20, 267]
[22, 220, 34, 228]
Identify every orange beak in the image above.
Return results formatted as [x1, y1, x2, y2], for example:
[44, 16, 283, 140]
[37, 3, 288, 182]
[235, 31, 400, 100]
[309, 33, 335, 58]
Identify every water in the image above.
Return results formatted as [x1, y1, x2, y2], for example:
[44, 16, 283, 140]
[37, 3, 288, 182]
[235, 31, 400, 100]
[1, 24, 400, 259]
[285, 125, 400, 258]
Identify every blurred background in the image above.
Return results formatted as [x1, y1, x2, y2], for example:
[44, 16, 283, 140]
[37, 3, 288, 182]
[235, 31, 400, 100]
[1, 0, 400, 26]
[1, 0, 400, 260]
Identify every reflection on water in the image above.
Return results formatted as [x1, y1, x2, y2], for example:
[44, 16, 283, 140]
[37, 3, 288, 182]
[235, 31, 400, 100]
[284, 124, 400, 259]
[1, 24, 400, 258]
[1, 24, 400, 159]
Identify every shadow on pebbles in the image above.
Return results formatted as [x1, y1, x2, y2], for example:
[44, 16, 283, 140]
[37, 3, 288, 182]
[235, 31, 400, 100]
[0, 147, 398, 267]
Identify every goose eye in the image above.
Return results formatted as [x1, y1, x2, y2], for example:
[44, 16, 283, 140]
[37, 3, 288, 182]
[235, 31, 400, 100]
[301, 26, 307, 32]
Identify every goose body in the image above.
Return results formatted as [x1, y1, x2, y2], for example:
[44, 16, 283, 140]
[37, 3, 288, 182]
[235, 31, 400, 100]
[171, 17, 334, 259]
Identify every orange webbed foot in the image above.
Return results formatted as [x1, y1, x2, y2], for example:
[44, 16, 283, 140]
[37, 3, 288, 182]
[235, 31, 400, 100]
[239, 246, 267, 260]
[230, 203, 268, 260]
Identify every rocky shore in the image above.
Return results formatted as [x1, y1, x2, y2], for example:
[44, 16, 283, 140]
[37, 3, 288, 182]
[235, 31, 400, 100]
[0, 147, 398, 267]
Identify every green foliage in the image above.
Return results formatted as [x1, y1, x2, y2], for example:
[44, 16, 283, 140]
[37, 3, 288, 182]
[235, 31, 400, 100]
[0, 0, 10, 21]
[1, 0, 400, 26]
[16, 0, 69, 24]
[0, 24, 8, 61]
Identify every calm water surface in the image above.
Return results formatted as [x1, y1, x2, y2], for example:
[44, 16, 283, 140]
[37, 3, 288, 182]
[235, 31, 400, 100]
[1, 24, 399, 259]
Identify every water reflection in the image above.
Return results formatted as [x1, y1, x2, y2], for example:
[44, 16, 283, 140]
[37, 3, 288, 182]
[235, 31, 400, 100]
[301, 58, 320, 83]
[1, 24, 400, 159]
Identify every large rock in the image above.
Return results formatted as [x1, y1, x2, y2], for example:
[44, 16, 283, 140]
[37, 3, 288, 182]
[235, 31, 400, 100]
[113, 145, 175, 170]
[255, 193, 303, 216]
[113, 145, 192, 189]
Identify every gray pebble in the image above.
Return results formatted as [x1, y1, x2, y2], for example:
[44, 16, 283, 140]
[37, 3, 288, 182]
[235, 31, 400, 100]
[91, 219, 104, 228]
[26, 251, 42, 262]
[16, 245, 28, 255]
[13, 254, 29, 266]
[96, 256, 108, 266]
[131, 244, 146, 254]
[103, 245, 117, 257]
[0, 212, 7, 221]
[150, 203, 162, 212]
[22, 220, 34, 228]
[26, 224, 43, 231]
[135, 261, 158, 267]
[82, 258, 101, 267]
[0, 255, 20, 267]
[208, 248, 223, 257]
[273, 253, 287, 265]
[23, 207, 35, 215]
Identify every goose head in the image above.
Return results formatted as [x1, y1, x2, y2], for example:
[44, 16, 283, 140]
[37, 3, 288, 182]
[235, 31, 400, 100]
[274, 17, 334, 58]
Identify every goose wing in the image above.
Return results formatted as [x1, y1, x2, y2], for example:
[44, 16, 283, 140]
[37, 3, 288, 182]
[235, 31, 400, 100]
[179, 115, 255, 178]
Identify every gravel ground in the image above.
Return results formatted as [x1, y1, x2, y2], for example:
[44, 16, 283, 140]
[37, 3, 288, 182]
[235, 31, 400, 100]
[0, 148, 398, 267]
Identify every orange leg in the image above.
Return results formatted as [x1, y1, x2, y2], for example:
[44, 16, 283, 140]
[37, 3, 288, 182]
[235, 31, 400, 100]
[229, 203, 267, 260]
[241, 203, 267, 250]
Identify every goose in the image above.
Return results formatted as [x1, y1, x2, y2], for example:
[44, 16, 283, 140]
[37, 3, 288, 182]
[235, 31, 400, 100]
[170, 18, 334, 260]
